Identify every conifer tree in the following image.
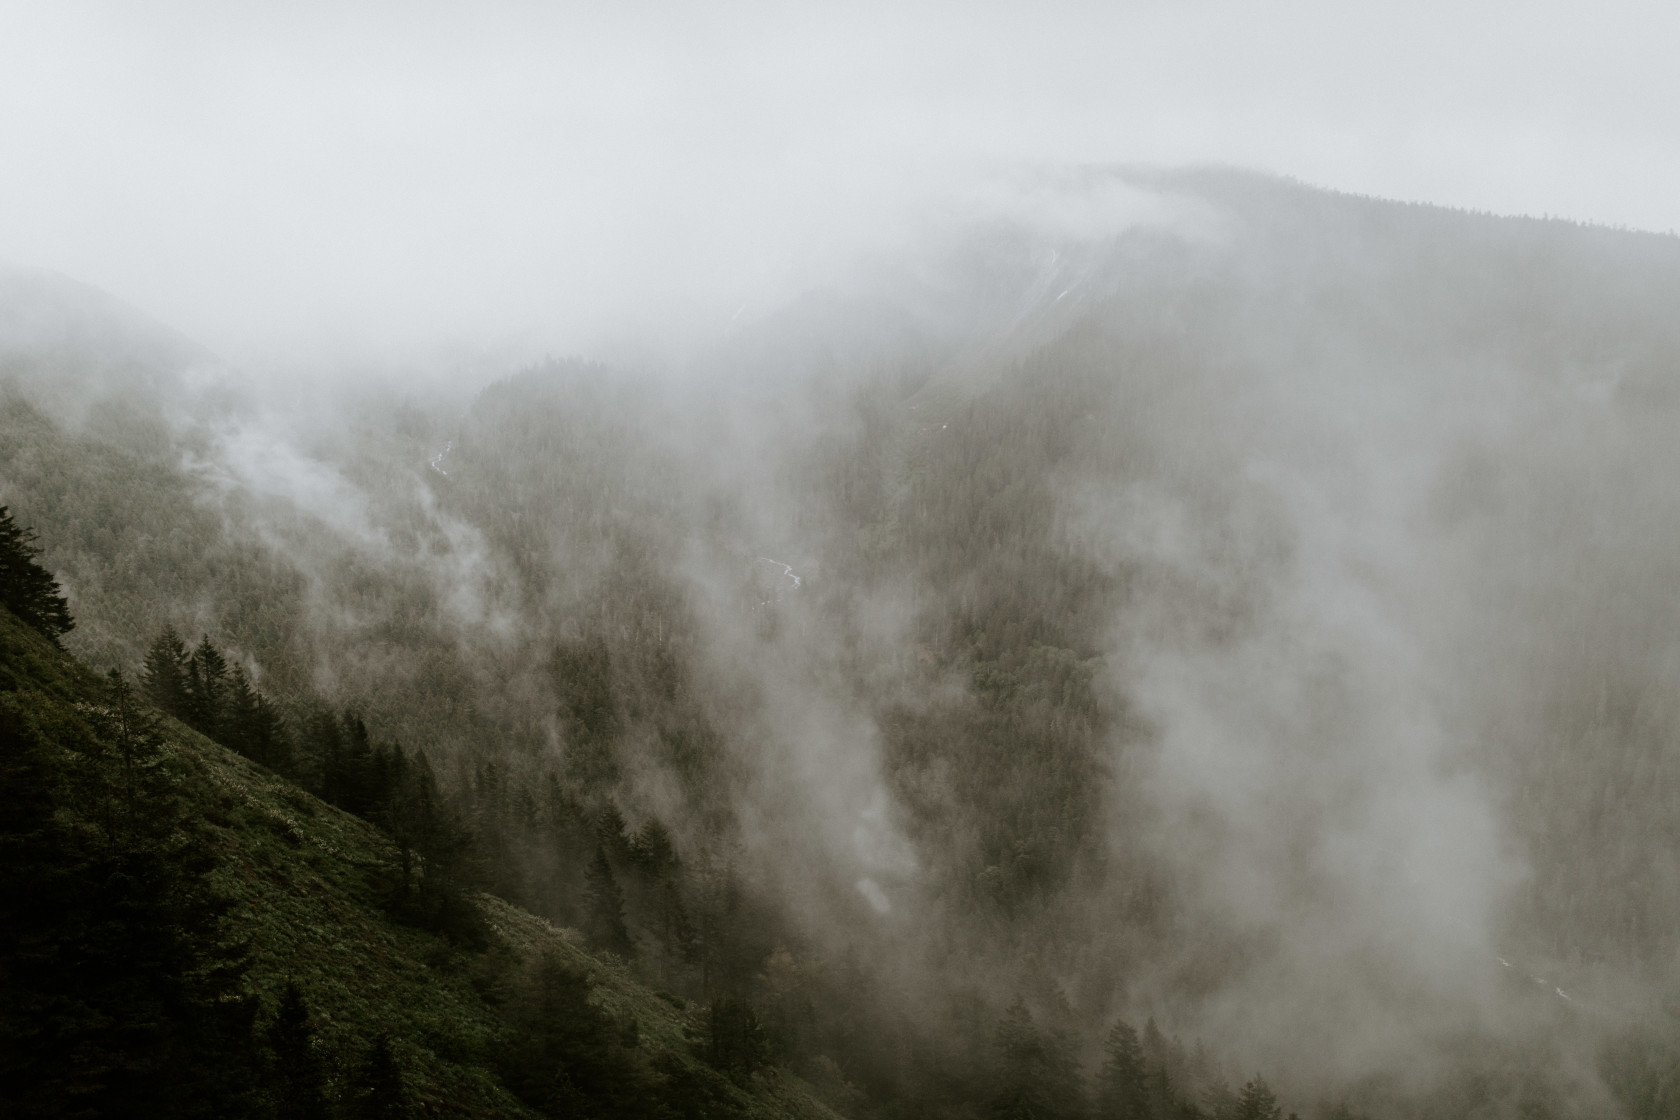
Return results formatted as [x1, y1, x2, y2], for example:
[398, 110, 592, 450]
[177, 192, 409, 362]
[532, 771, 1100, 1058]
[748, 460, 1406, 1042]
[989, 997, 1085, 1120]
[585, 842, 634, 957]
[266, 982, 329, 1120]
[222, 662, 258, 755]
[185, 634, 229, 738]
[336, 711, 376, 817]
[2, 681, 264, 1116]
[303, 708, 344, 805]
[383, 749, 482, 943]
[1097, 1020, 1151, 1120]
[652, 874, 699, 978]
[708, 996, 770, 1079]
[352, 1035, 411, 1120]
[1233, 1076, 1281, 1120]
[498, 952, 656, 1116]
[630, 817, 677, 874]
[139, 626, 191, 719]
[597, 801, 631, 857]
[992, 998, 1044, 1120]
[222, 664, 290, 771]
[1142, 1018, 1188, 1120]
[103, 668, 165, 836]
[0, 506, 73, 641]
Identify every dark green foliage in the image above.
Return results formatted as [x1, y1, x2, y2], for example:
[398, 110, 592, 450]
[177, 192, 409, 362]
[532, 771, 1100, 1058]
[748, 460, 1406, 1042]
[265, 983, 329, 1120]
[1138, 1020, 1206, 1120]
[0, 505, 73, 641]
[382, 748, 484, 946]
[653, 1051, 747, 1120]
[585, 842, 636, 958]
[1097, 1020, 1151, 1120]
[1232, 1077, 1281, 1120]
[350, 1035, 413, 1120]
[140, 625, 190, 716]
[0, 603, 827, 1120]
[140, 627, 292, 773]
[631, 817, 678, 874]
[320, 710, 377, 818]
[221, 663, 290, 771]
[554, 637, 620, 789]
[646, 874, 700, 981]
[19, 183, 1680, 1120]
[689, 859, 775, 1000]
[185, 633, 229, 738]
[989, 998, 1086, 1120]
[0, 678, 265, 1117]
[708, 997, 771, 1081]
[496, 953, 658, 1118]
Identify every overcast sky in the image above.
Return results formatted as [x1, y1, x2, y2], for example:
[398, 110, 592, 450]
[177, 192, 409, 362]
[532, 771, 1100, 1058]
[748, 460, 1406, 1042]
[1, 1, 1676, 365]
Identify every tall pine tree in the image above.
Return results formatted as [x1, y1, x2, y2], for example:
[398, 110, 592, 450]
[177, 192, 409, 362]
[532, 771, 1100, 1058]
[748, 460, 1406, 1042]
[1097, 1020, 1151, 1120]
[584, 842, 634, 957]
[184, 634, 229, 738]
[1233, 1076, 1282, 1120]
[266, 982, 329, 1120]
[139, 626, 191, 719]
[0, 506, 73, 641]
[989, 997, 1086, 1120]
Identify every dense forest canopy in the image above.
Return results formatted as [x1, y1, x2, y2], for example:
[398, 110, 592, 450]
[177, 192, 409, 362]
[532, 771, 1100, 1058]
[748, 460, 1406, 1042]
[6, 168, 1680, 1117]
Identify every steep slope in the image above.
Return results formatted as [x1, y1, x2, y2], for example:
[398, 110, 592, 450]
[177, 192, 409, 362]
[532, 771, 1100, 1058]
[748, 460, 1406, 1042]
[14, 168, 1680, 1114]
[0, 264, 209, 426]
[0, 603, 847, 1119]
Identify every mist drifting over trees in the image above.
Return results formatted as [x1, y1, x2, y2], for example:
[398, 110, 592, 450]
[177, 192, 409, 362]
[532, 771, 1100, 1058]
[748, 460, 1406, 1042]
[6, 164, 1680, 1117]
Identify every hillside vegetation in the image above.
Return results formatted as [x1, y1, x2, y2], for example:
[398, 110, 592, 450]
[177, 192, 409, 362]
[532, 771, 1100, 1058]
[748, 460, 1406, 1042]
[0, 601, 845, 1119]
[11, 169, 1680, 1117]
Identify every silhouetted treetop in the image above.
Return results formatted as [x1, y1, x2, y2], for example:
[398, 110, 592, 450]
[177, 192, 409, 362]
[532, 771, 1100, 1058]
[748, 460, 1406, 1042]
[0, 506, 73, 641]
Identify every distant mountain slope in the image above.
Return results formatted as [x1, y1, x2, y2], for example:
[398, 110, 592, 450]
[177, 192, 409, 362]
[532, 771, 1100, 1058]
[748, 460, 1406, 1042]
[0, 264, 210, 422]
[0, 603, 847, 1119]
[13, 169, 1680, 1115]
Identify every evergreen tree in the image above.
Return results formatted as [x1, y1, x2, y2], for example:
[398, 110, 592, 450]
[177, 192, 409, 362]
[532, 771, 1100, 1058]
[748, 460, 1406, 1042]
[0, 685, 264, 1117]
[383, 750, 483, 944]
[1097, 1020, 1151, 1120]
[1143, 1019, 1190, 1120]
[140, 625, 191, 718]
[630, 816, 677, 874]
[498, 953, 656, 1117]
[102, 667, 166, 836]
[265, 982, 329, 1120]
[351, 1035, 411, 1120]
[650, 873, 699, 980]
[336, 711, 376, 817]
[302, 707, 344, 805]
[597, 801, 631, 858]
[990, 997, 1085, 1120]
[470, 761, 519, 902]
[585, 842, 635, 957]
[222, 663, 290, 771]
[0, 506, 73, 641]
[184, 634, 229, 738]
[1233, 1077, 1281, 1120]
[708, 996, 771, 1080]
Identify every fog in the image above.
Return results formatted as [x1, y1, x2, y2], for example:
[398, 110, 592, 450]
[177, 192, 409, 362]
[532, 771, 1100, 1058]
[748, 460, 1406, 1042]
[5, 8, 1680, 1118]
[4, 2, 1680, 365]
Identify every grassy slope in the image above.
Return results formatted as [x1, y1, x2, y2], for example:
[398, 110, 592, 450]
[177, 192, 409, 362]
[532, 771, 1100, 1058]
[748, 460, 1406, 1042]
[0, 607, 845, 1120]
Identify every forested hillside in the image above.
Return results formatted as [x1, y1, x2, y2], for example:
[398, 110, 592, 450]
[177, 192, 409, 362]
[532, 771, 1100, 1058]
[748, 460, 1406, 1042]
[9, 170, 1680, 1117]
[0, 551, 854, 1117]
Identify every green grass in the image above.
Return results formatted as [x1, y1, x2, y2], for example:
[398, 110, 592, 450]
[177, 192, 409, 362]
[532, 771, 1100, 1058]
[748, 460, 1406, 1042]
[1, 607, 848, 1119]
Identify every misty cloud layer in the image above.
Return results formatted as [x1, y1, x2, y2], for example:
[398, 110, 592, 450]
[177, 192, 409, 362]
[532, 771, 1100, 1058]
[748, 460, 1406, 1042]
[6, 14, 1680, 1098]
[4, 3, 1680, 367]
